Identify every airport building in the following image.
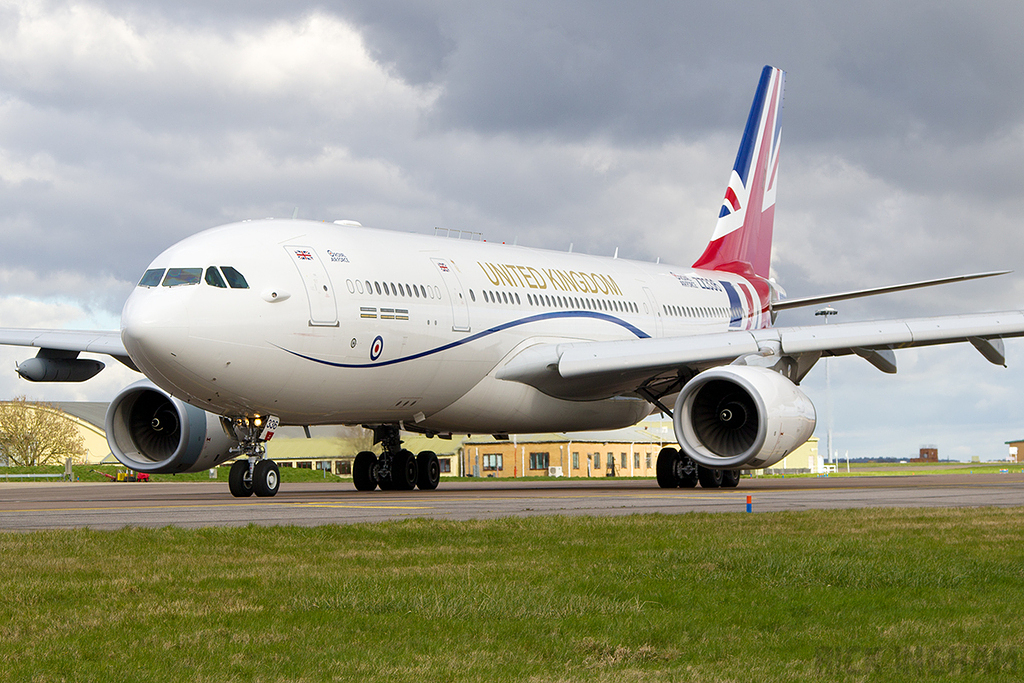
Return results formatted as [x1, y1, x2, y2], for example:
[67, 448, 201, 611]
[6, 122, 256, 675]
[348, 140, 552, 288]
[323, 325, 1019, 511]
[1004, 440, 1024, 463]
[460, 427, 668, 478]
[460, 420, 821, 477]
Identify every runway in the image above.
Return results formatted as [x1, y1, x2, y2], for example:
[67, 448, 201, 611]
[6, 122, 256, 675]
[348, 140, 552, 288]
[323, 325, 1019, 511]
[2, 473, 1023, 531]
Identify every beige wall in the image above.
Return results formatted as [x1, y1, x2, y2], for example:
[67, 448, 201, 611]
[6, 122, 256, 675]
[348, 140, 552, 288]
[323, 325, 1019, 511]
[461, 440, 665, 478]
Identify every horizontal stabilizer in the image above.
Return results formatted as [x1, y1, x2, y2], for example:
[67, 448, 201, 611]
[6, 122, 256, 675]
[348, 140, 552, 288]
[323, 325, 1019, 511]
[773, 270, 1010, 311]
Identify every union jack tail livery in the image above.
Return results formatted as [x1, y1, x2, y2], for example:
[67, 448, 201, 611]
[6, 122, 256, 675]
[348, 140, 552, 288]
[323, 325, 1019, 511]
[693, 65, 785, 314]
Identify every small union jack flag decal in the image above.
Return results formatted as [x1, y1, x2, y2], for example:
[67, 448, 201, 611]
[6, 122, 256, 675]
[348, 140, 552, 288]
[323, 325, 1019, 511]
[437, 262, 449, 272]
[295, 250, 313, 261]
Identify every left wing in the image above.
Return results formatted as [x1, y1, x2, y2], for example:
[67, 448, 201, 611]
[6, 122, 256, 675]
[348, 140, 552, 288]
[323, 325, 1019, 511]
[497, 310, 1024, 401]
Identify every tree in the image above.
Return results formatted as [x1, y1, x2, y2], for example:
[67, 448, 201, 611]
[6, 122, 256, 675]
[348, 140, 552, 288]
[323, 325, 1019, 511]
[0, 397, 87, 466]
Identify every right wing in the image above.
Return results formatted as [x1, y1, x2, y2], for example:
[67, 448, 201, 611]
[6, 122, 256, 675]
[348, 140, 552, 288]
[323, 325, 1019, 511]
[497, 310, 1024, 401]
[0, 328, 137, 379]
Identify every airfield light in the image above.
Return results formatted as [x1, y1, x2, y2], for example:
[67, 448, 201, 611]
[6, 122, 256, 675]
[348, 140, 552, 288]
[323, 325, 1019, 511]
[815, 307, 839, 466]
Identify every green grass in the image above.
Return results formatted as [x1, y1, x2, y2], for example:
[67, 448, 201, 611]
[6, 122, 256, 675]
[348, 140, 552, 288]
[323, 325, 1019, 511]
[2, 508, 1024, 681]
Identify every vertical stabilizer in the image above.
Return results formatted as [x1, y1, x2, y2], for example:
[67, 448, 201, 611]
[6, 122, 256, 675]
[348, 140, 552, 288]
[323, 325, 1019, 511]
[692, 65, 785, 281]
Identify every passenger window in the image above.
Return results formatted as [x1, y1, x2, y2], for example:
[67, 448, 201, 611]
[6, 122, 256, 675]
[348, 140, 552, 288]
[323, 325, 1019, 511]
[366, 281, 372, 294]
[205, 267, 228, 288]
[162, 268, 202, 287]
[220, 267, 249, 289]
[138, 268, 165, 287]
[469, 290, 475, 302]
[375, 282, 382, 295]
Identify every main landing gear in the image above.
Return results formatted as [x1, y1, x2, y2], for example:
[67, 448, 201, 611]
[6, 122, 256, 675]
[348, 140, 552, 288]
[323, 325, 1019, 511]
[352, 424, 441, 492]
[655, 446, 740, 489]
[227, 416, 281, 498]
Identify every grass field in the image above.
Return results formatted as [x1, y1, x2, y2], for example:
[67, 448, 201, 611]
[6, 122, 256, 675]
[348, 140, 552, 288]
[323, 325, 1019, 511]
[2, 507, 1023, 682]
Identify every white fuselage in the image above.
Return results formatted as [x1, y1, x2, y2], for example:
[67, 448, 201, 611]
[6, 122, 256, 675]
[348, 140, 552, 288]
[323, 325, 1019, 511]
[121, 219, 769, 433]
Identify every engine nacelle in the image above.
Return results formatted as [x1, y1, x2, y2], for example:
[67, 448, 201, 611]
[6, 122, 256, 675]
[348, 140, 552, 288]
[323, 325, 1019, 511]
[105, 380, 240, 473]
[673, 365, 816, 470]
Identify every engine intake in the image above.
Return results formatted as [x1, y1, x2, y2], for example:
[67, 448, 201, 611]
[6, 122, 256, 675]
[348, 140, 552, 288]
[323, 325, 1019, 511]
[105, 380, 240, 473]
[673, 365, 815, 470]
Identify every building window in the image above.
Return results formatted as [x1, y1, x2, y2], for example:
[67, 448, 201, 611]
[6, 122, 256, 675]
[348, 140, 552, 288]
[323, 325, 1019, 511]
[572, 451, 579, 469]
[483, 453, 503, 471]
[529, 452, 549, 470]
[645, 453, 652, 469]
[593, 453, 601, 469]
[621, 453, 627, 469]
[297, 461, 312, 469]
[633, 452, 640, 469]
[439, 458, 451, 473]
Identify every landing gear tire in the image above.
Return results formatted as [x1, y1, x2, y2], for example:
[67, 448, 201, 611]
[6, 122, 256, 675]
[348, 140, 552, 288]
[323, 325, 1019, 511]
[656, 447, 680, 488]
[252, 460, 280, 497]
[353, 451, 378, 491]
[228, 460, 254, 498]
[721, 469, 741, 488]
[697, 465, 723, 489]
[417, 451, 440, 490]
[392, 449, 418, 490]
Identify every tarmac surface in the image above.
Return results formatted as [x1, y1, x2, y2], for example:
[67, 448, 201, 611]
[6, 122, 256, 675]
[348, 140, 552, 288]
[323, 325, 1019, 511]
[1, 473, 1023, 531]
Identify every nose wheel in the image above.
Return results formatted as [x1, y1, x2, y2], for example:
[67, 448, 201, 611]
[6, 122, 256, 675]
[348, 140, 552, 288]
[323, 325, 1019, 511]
[227, 415, 281, 498]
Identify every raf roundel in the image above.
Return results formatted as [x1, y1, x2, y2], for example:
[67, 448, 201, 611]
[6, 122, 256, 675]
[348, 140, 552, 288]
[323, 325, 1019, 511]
[369, 335, 384, 361]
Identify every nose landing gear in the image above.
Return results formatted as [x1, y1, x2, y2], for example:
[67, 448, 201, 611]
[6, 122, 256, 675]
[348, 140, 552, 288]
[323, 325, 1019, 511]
[227, 415, 281, 498]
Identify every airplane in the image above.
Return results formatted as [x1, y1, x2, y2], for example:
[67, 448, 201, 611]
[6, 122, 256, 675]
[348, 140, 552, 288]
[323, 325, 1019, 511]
[3, 65, 1024, 498]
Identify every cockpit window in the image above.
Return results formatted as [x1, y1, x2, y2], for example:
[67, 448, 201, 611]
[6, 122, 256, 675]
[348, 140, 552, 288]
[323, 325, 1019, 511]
[162, 268, 202, 287]
[220, 266, 249, 289]
[205, 267, 227, 288]
[138, 268, 165, 287]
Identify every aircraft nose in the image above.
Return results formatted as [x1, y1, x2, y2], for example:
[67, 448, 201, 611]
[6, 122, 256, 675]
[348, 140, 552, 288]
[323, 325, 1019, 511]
[120, 288, 190, 372]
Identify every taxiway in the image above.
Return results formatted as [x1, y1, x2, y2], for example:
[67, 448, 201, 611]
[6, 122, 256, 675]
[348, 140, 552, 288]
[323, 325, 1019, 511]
[1, 473, 1022, 530]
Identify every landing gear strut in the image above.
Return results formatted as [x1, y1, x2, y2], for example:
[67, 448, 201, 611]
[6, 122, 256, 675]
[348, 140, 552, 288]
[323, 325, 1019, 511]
[227, 416, 280, 498]
[354, 424, 441, 492]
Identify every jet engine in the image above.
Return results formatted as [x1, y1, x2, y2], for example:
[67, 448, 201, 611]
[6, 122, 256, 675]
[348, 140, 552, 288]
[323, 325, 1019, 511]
[105, 380, 240, 473]
[673, 365, 815, 470]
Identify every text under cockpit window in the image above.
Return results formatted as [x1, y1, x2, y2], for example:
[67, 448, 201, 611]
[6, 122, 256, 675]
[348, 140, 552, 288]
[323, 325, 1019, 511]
[162, 268, 202, 287]
[138, 269, 164, 287]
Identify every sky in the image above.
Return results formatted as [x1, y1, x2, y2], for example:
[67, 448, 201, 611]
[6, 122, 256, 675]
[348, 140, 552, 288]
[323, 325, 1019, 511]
[2, 0, 1023, 461]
